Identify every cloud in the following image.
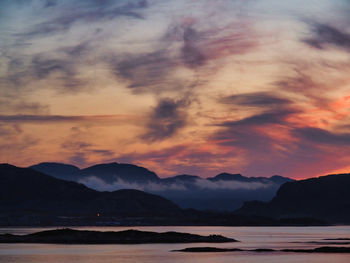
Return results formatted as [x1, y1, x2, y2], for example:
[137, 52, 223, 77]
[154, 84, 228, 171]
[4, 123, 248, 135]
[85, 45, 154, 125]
[220, 92, 292, 107]
[0, 123, 22, 137]
[304, 22, 350, 51]
[142, 98, 190, 141]
[0, 114, 139, 124]
[294, 127, 350, 146]
[113, 13, 258, 94]
[180, 26, 206, 68]
[218, 109, 297, 128]
[60, 128, 116, 167]
[166, 18, 257, 69]
[0, 98, 49, 115]
[116, 143, 244, 178]
[79, 176, 187, 192]
[78, 175, 273, 193]
[275, 68, 335, 109]
[211, 86, 350, 178]
[113, 50, 178, 93]
[17, 0, 148, 38]
[192, 178, 272, 191]
[0, 51, 85, 94]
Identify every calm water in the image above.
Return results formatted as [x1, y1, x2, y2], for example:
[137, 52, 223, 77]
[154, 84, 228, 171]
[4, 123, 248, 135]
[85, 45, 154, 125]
[0, 226, 349, 263]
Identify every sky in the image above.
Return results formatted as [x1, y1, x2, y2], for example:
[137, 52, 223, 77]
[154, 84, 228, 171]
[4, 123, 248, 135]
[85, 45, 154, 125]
[0, 0, 350, 179]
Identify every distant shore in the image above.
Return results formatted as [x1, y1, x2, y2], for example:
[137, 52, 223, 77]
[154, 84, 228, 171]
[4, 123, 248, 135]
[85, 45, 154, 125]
[173, 246, 350, 253]
[0, 228, 238, 244]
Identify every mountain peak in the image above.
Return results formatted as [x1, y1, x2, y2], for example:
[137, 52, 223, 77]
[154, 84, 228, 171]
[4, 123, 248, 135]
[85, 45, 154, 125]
[209, 173, 244, 181]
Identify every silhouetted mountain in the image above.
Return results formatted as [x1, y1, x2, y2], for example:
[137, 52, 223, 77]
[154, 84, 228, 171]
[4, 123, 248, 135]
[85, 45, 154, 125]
[29, 162, 81, 181]
[0, 164, 179, 217]
[81, 163, 159, 183]
[208, 173, 292, 184]
[236, 173, 350, 223]
[30, 162, 159, 184]
[208, 173, 245, 181]
[29, 162, 294, 211]
[156, 173, 293, 210]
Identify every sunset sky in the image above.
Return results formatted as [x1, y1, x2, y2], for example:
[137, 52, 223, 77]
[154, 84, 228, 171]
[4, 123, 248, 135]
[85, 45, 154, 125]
[1, 0, 350, 179]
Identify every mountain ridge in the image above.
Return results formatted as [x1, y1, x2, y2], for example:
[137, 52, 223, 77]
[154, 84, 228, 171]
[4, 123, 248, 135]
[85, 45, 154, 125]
[28, 162, 294, 211]
[236, 173, 350, 223]
[0, 163, 180, 217]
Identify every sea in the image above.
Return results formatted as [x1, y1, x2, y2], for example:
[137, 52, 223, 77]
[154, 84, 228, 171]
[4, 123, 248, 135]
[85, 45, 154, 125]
[0, 226, 349, 263]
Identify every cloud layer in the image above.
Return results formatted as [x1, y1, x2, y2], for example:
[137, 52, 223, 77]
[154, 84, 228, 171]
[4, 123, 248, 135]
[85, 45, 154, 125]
[1, 0, 350, 179]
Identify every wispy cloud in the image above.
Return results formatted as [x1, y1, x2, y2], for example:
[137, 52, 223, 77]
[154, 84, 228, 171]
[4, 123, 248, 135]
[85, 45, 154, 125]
[79, 175, 274, 193]
[16, 0, 148, 38]
[0, 114, 140, 123]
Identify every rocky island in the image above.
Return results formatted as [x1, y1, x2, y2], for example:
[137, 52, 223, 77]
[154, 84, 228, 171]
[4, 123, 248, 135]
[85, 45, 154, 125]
[0, 228, 238, 244]
[173, 246, 350, 253]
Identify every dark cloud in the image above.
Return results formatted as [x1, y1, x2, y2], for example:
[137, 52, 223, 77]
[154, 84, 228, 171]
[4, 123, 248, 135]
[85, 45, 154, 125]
[294, 127, 350, 146]
[59, 42, 91, 58]
[211, 94, 350, 178]
[304, 22, 350, 51]
[18, 0, 148, 38]
[0, 98, 49, 115]
[142, 98, 190, 141]
[44, 0, 57, 8]
[181, 26, 206, 68]
[0, 115, 85, 123]
[31, 55, 75, 79]
[211, 109, 297, 158]
[218, 109, 297, 127]
[220, 92, 292, 107]
[114, 51, 177, 92]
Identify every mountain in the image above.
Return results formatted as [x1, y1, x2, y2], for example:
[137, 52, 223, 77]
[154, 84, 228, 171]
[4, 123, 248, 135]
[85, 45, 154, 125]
[0, 164, 180, 217]
[156, 173, 293, 211]
[208, 173, 246, 182]
[29, 162, 81, 181]
[29, 162, 293, 211]
[30, 162, 159, 184]
[81, 163, 159, 183]
[235, 173, 350, 223]
[208, 173, 292, 184]
[0, 163, 328, 227]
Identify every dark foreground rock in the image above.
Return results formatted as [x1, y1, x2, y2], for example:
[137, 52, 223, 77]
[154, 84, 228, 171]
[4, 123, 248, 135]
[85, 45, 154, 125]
[0, 228, 238, 244]
[174, 246, 350, 253]
[236, 173, 350, 224]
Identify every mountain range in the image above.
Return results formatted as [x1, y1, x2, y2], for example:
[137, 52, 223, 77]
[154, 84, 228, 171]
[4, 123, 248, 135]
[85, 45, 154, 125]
[29, 162, 293, 211]
[0, 164, 180, 218]
[1, 163, 349, 225]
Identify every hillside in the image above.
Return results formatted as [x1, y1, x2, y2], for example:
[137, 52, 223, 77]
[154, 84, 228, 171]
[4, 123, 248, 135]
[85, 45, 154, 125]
[236, 173, 350, 223]
[0, 164, 180, 217]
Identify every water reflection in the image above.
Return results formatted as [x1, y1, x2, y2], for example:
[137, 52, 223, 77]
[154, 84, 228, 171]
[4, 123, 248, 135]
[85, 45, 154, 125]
[0, 226, 349, 263]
